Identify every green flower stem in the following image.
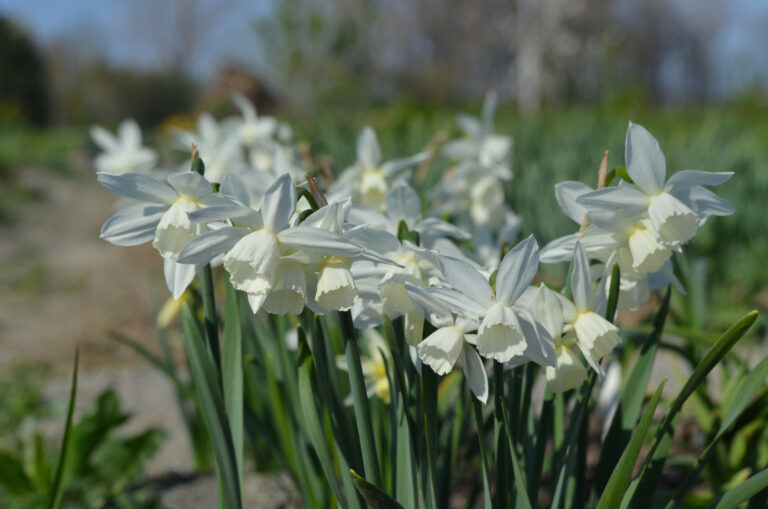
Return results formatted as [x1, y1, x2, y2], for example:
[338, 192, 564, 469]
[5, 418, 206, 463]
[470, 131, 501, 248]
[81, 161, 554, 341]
[200, 263, 222, 373]
[339, 310, 382, 488]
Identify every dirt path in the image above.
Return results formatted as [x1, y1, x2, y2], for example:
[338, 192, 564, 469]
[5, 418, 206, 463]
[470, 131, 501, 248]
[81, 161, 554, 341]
[0, 165, 299, 507]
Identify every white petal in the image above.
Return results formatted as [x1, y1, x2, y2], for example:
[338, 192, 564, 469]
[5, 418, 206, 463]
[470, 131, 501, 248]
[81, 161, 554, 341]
[577, 185, 648, 215]
[316, 261, 357, 311]
[100, 203, 167, 246]
[343, 225, 401, 255]
[415, 218, 471, 241]
[573, 311, 620, 361]
[224, 230, 280, 295]
[164, 258, 196, 300]
[261, 173, 296, 232]
[496, 235, 539, 305]
[528, 285, 565, 340]
[481, 90, 497, 134]
[404, 309, 424, 346]
[477, 304, 526, 362]
[247, 293, 267, 314]
[627, 225, 671, 274]
[98, 172, 177, 204]
[152, 199, 206, 259]
[386, 183, 421, 226]
[437, 255, 495, 308]
[517, 307, 556, 367]
[426, 287, 488, 318]
[461, 345, 488, 403]
[278, 226, 365, 258]
[177, 226, 249, 265]
[118, 119, 141, 147]
[90, 125, 118, 151]
[665, 170, 733, 190]
[540, 233, 579, 263]
[625, 121, 666, 194]
[220, 175, 252, 206]
[570, 241, 592, 311]
[647, 192, 699, 246]
[545, 346, 587, 393]
[263, 261, 307, 315]
[357, 126, 381, 168]
[417, 325, 464, 375]
[167, 171, 213, 198]
[456, 114, 483, 140]
[677, 185, 735, 220]
[555, 181, 593, 224]
[404, 283, 454, 329]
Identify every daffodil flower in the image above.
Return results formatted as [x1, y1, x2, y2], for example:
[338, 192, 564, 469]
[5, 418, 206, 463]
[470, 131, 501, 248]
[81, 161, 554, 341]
[578, 122, 734, 248]
[177, 174, 381, 315]
[176, 113, 245, 183]
[405, 283, 488, 403]
[98, 170, 214, 298]
[328, 126, 427, 211]
[558, 241, 620, 376]
[420, 236, 555, 366]
[91, 119, 157, 175]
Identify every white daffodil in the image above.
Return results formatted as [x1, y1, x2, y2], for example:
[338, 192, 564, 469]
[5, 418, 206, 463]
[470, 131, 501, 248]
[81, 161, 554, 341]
[578, 122, 734, 248]
[441, 91, 513, 179]
[178, 174, 377, 315]
[422, 236, 555, 366]
[327, 126, 427, 211]
[558, 241, 620, 375]
[347, 182, 470, 249]
[405, 283, 488, 403]
[176, 113, 245, 183]
[98, 170, 214, 298]
[91, 119, 157, 175]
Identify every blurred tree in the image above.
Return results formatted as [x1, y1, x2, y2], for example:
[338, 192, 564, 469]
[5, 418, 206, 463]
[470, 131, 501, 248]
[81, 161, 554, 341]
[0, 17, 49, 125]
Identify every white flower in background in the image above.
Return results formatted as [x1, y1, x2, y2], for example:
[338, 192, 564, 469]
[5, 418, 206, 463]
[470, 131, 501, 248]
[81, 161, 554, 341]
[346, 182, 470, 250]
[405, 283, 488, 403]
[442, 91, 513, 179]
[91, 119, 157, 175]
[578, 122, 734, 248]
[98, 170, 214, 298]
[176, 113, 244, 183]
[178, 174, 377, 315]
[328, 126, 427, 211]
[421, 236, 555, 365]
[232, 93, 278, 149]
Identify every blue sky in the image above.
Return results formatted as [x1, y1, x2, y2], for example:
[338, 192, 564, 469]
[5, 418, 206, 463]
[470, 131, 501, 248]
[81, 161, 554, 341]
[1, 0, 766, 94]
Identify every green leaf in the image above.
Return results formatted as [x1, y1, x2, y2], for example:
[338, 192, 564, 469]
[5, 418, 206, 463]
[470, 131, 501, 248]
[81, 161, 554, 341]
[222, 282, 244, 488]
[470, 394, 492, 509]
[296, 330, 348, 506]
[630, 310, 759, 508]
[594, 288, 671, 493]
[705, 468, 768, 509]
[350, 469, 405, 509]
[496, 365, 533, 509]
[597, 379, 666, 509]
[47, 349, 78, 509]
[0, 450, 34, 495]
[717, 353, 768, 439]
[181, 305, 242, 509]
[339, 311, 382, 487]
[605, 262, 621, 321]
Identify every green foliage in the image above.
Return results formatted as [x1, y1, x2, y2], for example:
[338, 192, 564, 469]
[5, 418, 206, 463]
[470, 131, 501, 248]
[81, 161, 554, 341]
[0, 374, 165, 508]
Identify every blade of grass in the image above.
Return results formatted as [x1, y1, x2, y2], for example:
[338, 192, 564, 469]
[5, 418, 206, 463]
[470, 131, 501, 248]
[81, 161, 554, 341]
[46, 349, 79, 509]
[470, 393, 493, 509]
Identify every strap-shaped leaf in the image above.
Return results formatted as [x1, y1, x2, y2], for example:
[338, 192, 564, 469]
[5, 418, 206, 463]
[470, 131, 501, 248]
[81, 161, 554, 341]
[47, 350, 78, 509]
[222, 282, 244, 489]
[597, 379, 666, 509]
[350, 470, 405, 509]
[705, 468, 768, 509]
[181, 306, 242, 509]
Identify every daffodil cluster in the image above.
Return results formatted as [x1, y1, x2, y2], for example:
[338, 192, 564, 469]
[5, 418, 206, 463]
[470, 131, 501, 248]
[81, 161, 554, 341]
[94, 99, 733, 400]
